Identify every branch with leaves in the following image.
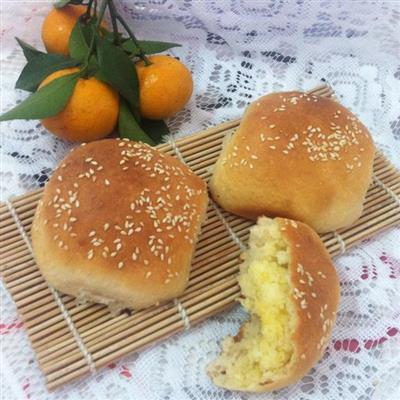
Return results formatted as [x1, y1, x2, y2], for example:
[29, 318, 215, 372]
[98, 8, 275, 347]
[0, 0, 184, 145]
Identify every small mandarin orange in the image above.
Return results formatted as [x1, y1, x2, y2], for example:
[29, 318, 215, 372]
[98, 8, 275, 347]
[41, 5, 107, 56]
[39, 68, 119, 142]
[136, 55, 193, 120]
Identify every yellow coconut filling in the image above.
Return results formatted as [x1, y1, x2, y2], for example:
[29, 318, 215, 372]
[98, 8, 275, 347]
[210, 218, 297, 390]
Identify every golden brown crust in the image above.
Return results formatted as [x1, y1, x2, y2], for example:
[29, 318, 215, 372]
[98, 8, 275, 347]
[257, 218, 340, 391]
[209, 91, 375, 232]
[32, 139, 208, 309]
[207, 217, 340, 392]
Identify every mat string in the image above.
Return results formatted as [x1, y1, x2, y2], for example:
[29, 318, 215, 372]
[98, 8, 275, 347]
[168, 134, 247, 253]
[373, 175, 400, 207]
[333, 231, 346, 255]
[174, 299, 191, 330]
[209, 201, 247, 251]
[168, 132, 248, 327]
[4, 200, 96, 375]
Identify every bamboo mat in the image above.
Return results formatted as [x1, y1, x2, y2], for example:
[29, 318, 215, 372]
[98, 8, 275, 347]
[1, 84, 399, 391]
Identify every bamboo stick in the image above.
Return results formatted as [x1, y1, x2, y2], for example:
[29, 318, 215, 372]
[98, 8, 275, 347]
[47, 294, 238, 390]
[6, 271, 43, 289]
[0, 235, 25, 251]
[1, 242, 30, 262]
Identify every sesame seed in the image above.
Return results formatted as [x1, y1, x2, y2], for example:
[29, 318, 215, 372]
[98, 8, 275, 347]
[105, 179, 110, 186]
[118, 261, 124, 269]
[87, 250, 94, 260]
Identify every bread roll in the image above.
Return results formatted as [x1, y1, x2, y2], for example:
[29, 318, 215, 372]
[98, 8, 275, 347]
[207, 217, 340, 392]
[32, 139, 208, 309]
[210, 92, 375, 232]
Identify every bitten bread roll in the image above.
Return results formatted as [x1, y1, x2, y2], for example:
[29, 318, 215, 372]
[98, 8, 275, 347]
[210, 92, 375, 232]
[32, 139, 208, 309]
[207, 217, 340, 392]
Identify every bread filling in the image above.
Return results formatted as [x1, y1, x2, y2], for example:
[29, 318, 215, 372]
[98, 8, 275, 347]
[209, 218, 296, 389]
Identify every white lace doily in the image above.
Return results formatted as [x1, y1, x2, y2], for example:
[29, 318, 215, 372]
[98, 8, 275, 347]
[1, 1, 399, 399]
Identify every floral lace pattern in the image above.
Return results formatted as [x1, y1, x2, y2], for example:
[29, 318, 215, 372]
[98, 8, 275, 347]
[1, 1, 399, 399]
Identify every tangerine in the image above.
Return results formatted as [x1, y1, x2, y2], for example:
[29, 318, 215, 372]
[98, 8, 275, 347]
[136, 55, 193, 120]
[39, 68, 119, 142]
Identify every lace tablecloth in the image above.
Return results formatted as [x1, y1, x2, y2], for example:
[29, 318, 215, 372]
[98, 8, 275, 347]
[1, 1, 400, 399]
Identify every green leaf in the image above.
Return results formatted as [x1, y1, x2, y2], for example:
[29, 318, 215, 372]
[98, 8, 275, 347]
[118, 100, 155, 145]
[140, 118, 169, 143]
[93, 68, 108, 83]
[69, 20, 94, 61]
[122, 40, 181, 56]
[1, 72, 79, 121]
[85, 54, 100, 76]
[15, 38, 44, 62]
[97, 37, 139, 109]
[54, 0, 70, 8]
[15, 53, 80, 92]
